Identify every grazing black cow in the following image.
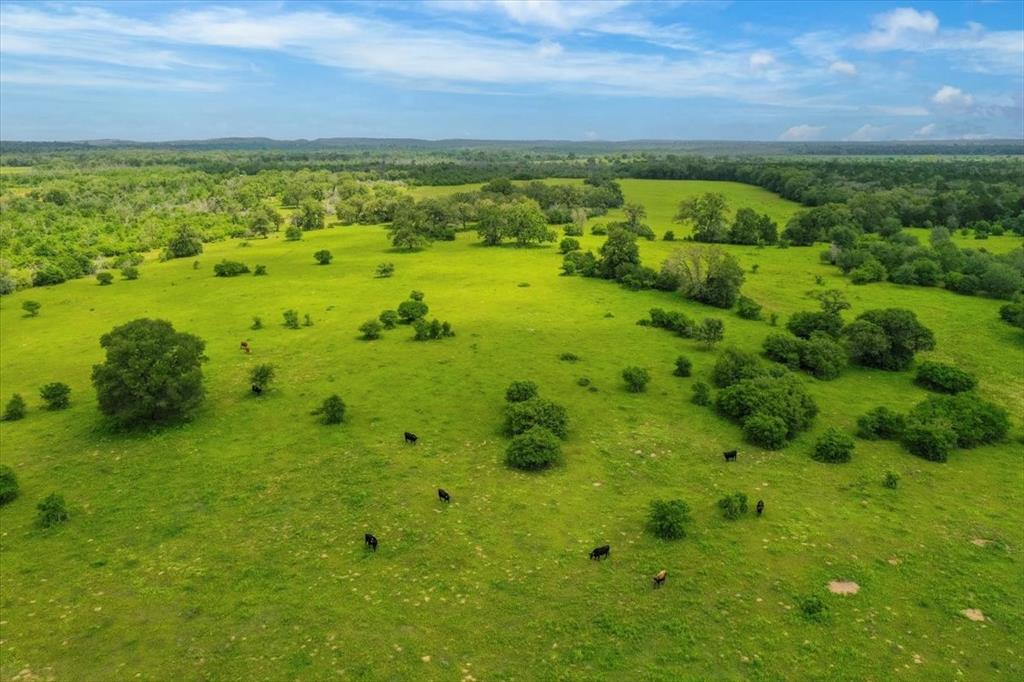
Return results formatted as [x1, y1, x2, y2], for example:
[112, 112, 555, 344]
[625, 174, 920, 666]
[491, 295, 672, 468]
[756, 499, 765, 516]
[589, 545, 610, 560]
[364, 533, 378, 551]
[251, 384, 263, 395]
[653, 569, 668, 588]
[404, 431, 418, 445]
[723, 449, 738, 462]
[438, 488, 451, 503]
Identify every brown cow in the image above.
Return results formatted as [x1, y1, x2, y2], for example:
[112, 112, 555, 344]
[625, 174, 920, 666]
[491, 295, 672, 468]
[653, 569, 668, 588]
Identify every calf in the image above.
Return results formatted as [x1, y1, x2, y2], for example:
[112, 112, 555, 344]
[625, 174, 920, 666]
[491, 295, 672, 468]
[364, 533, 378, 552]
[589, 544, 611, 560]
[404, 431, 418, 445]
[653, 569, 668, 588]
[251, 384, 263, 395]
[723, 449, 738, 462]
[756, 499, 765, 516]
[438, 488, 451, 503]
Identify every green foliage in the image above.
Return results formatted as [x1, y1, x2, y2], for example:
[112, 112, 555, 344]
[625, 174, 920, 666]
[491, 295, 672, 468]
[121, 266, 139, 280]
[412, 318, 454, 341]
[883, 471, 900, 489]
[39, 382, 71, 410]
[621, 365, 650, 393]
[250, 316, 263, 330]
[660, 245, 745, 308]
[253, 264, 267, 276]
[717, 492, 749, 520]
[695, 318, 725, 349]
[901, 421, 957, 462]
[3, 394, 27, 421]
[36, 493, 69, 528]
[800, 596, 827, 621]
[249, 364, 275, 390]
[736, 295, 763, 320]
[561, 250, 599, 277]
[375, 262, 395, 278]
[742, 413, 788, 449]
[313, 249, 333, 265]
[397, 299, 429, 323]
[850, 257, 887, 284]
[906, 394, 1009, 450]
[378, 310, 399, 329]
[673, 355, 692, 377]
[843, 309, 935, 371]
[647, 499, 692, 540]
[410, 290, 425, 301]
[0, 465, 18, 505]
[359, 319, 383, 339]
[787, 311, 842, 339]
[812, 428, 855, 463]
[96, 272, 114, 285]
[506, 427, 562, 471]
[91, 319, 206, 425]
[505, 381, 539, 403]
[284, 225, 303, 241]
[559, 237, 581, 254]
[915, 361, 977, 394]
[313, 395, 346, 425]
[296, 200, 326, 230]
[763, 332, 845, 380]
[675, 192, 728, 243]
[662, 230, 675, 241]
[302, 314, 314, 327]
[856, 407, 905, 440]
[166, 225, 203, 259]
[644, 308, 695, 337]
[691, 381, 711, 406]
[712, 347, 764, 388]
[999, 300, 1024, 328]
[504, 398, 569, 439]
[214, 260, 250, 277]
[21, 300, 41, 317]
[598, 227, 641, 279]
[716, 374, 818, 442]
[282, 309, 300, 329]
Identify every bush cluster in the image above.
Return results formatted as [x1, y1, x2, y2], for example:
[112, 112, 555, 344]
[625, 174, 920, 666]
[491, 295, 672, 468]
[359, 320, 383, 340]
[717, 492, 749, 520]
[505, 398, 569, 439]
[716, 374, 818, 449]
[856, 406, 905, 440]
[505, 380, 539, 403]
[641, 307, 694, 337]
[736, 296, 763, 320]
[711, 347, 764, 388]
[901, 394, 1009, 461]
[762, 332, 845, 380]
[213, 260, 250, 277]
[412, 319, 455, 341]
[811, 428, 855, 463]
[914, 361, 977, 394]
[842, 308, 935, 371]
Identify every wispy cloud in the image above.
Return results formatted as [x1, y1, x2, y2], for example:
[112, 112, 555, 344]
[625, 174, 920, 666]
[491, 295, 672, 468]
[779, 124, 825, 141]
[845, 123, 890, 141]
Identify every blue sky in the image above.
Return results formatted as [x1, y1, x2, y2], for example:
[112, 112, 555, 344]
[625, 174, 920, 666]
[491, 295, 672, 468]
[1, 1, 1021, 141]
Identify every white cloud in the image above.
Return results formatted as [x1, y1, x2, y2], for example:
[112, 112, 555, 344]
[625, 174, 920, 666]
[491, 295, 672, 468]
[828, 60, 857, 77]
[870, 105, 929, 116]
[913, 123, 937, 138]
[858, 8, 939, 50]
[779, 124, 824, 141]
[749, 50, 776, 70]
[845, 123, 889, 141]
[932, 85, 974, 108]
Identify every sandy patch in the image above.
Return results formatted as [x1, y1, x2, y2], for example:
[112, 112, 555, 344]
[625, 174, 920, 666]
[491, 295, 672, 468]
[887, 557, 901, 566]
[828, 580, 860, 595]
[971, 538, 991, 547]
[961, 609, 985, 622]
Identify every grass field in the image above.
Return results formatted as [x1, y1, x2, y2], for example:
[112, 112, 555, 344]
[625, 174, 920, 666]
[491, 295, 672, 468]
[1, 180, 1022, 681]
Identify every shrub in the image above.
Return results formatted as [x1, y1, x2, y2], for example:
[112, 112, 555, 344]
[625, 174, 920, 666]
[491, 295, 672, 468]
[213, 260, 250, 277]
[251, 316, 263, 330]
[762, 333, 803, 370]
[576, 377, 591, 387]
[250, 364, 275, 390]
[695, 318, 725, 349]
[883, 471, 900, 489]
[303, 314, 314, 327]
[313, 394, 346, 424]
[742, 413, 788, 449]
[21, 300, 41, 317]
[906, 394, 1009, 450]
[410, 290, 425, 301]
[812, 428, 854, 463]
[505, 398, 569, 439]
[716, 375, 818, 441]
[622, 366, 650, 393]
[662, 230, 675, 241]
[673, 356, 692, 377]
[915, 361, 977, 394]
[412, 318, 454, 340]
[559, 238, 581, 254]
[691, 381, 711, 406]
[39, 382, 71, 410]
[283, 310, 300, 329]
[856, 407, 905, 440]
[712, 347, 764, 388]
[736, 296, 763, 320]
[787, 311, 842, 339]
[646, 308, 695, 337]
[376, 262, 395, 278]
[0, 465, 18, 505]
[96, 272, 114, 285]
[91, 319, 206, 425]
[559, 352, 580, 362]
[378, 310, 399, 329]
[591, 224, 608, 235]
[359, 320, 383, 340]
[314, 249, 333, 265]
[850, 257, 887, 284]
[901, 420, 957, 462]
[843, 309, 935, 371]
[3, 394, 27, 421]
[284, 225, 303, 241]
[505, 427, 562, 470]
[717, 492, 749, 520]
[397, 299, 429, 323]
[800, 596, 827, 621]
[121, 266, 139, 280]
[647, 499, 692, 540]
[253, 265, 267, 276]
[505, 381, 539, 403]
[37, 493, 69, 527]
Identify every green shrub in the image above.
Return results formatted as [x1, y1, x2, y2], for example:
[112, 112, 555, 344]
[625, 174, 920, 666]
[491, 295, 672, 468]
[662, 230, 675, 241]
[283, 310, 300, 329]
[504, 398, 569, 439]
[716, 375, 818, 441]
[375, 262, 395, 278]
[645, 308, 695, 337]
[302, 314, 314, 327]
[410, 290, 425, 301]
[691, 381, 711, 406]
[251, 316, 263, 330]
[856, 407, 905, 440]
[378, 310, 399, 329]
[213, 260, 250, 277]
[800, 595, 827, 621]
[559, 238, 581, 254]
[313, 394, 346, 424]
[505, 427, 562, 471]
[505, 380, 539, 403]
[39, 382, 71, 410]
[314, 249, 333, 265]
[883, 471, 900, 489]
[622, 366, 650, 393]
[901, 421, 956, 462]
[742, 413, 788, 449]
[591, 224, 607, 235]
[812, 428, 854, 463]
[284, 225, 303, 241]
[3, 394, 26, 421]
[736, 296, 763, 320]
[717, 492, 749, 520]
[250, 364, 275, 390]
[253, 264, 267, 276]
[0, 465, 19, 505]
[673, 356, 692, 377]
[915, 361, 977, 394]
[96, 272, 114, 285]
[37, 493, 69, 528]
[647, 499, 692, 540]
[712, 347, 764, 388]
[843, 309, 935, 371]
[695, 318, 725, 349]
[359, 320, 383, 340]
[559, 352, 579, 362]
[397, 299, 429, 323]
[906, 394, 1009, 450]
[121, 266, 139, 280]
[21, 300, 41, 317]
[787, 311, 842, 339]
[412, 318, 454, 341]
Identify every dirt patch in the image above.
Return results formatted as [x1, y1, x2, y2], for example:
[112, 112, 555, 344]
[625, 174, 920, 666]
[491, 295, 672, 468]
[887, 557, 901, 566]
[961, 608, 985, 622]
[971, 538, 991, 547]
[827, 580, 860, 595]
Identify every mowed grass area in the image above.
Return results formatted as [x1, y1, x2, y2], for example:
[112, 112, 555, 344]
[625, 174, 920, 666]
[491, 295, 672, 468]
[1, 180, 1022, 681]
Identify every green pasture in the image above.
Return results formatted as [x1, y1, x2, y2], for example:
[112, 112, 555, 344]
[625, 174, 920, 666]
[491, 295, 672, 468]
[0, 180, 1021, 681]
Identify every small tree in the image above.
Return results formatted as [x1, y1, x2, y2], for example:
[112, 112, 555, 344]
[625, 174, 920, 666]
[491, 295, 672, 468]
[505, 380, 539, 403]
[375, 262, 395, 278]
[673, 356, 692, 377]
[250, 364, 275, 391]
[283, 310, 300, 329]
[812, 428, 855, 463]
[284, 225, 303, 241]
[717, 492, 749, 520]
[313, 394, 346, 424]
[21, 301, 41, 317]
[691, 381, 711, 406]
[379, 310, 400, 329]
[359, 320, 383, 340]
[397, 299, 428, 323]
[166, 225, 203, 258]
[96, 272, 114, 286]
[3, 394, 27, 421]
[506, 427, 562, 470]
[37, 493, 69, 527]
[622, 366, 650, 393]
[314, 249, 333, 265]
[121, 266, 139, 280]
[695, 318, 725, 349]
[0, 465, 18, 505]
[40, 382, 71, 410]
[647, 499, 692, 540]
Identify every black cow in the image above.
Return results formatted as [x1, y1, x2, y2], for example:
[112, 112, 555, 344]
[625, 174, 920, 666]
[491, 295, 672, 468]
[756, 499, 765, 516]
[438, 488, 451, 503]
[653, 569, 668, 588]
[404, 431, 418, 445]
[589, 545, 610, 560]
[364, 533, 378, 551]
[723, 450, 737, 462]
[251, 384, 263, 395]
